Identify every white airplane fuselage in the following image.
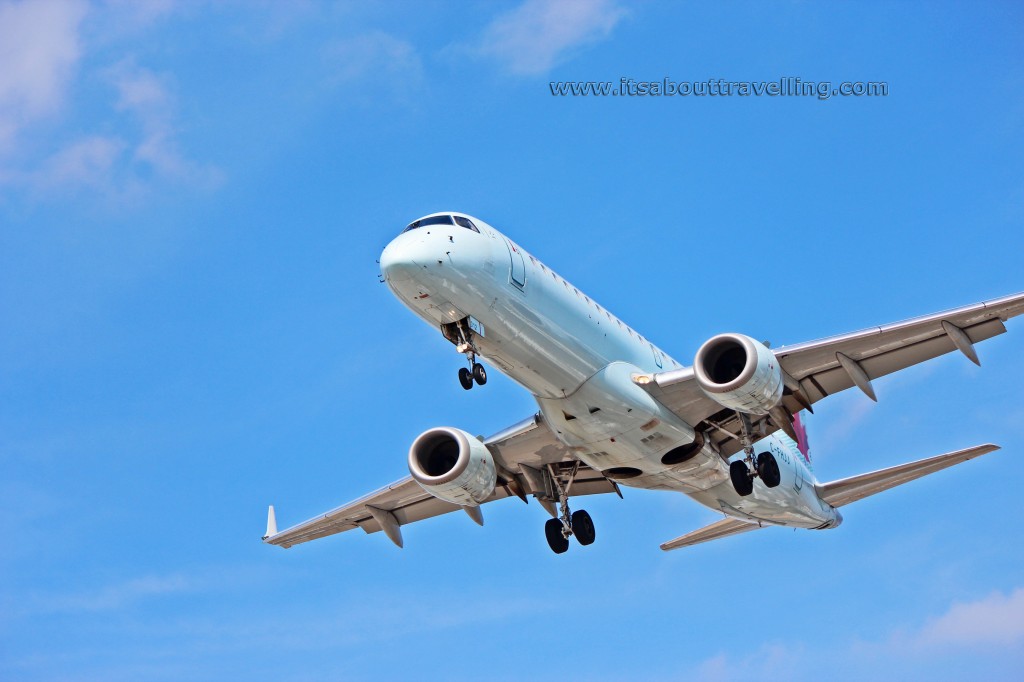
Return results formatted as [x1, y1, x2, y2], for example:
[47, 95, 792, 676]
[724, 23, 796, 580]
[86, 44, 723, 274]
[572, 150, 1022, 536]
[380, 213, 842, 531]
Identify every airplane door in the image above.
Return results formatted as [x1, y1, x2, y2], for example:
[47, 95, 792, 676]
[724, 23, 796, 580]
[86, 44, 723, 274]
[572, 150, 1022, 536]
[504, 238, 526, 289]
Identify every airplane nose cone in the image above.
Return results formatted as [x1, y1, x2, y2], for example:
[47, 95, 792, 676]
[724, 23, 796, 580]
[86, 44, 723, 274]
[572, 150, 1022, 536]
[379, 236, 420, 283]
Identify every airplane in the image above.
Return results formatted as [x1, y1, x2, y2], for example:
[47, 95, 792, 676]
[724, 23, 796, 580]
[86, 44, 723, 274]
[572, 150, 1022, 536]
[263, 212, 1022, 554]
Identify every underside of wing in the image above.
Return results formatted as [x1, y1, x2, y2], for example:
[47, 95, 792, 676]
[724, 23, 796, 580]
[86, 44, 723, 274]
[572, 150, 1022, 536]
[817, 444, 1001, 507]
[642, 293, 1024, 459]
[263, 476, 472, 548]
[264, 412, 620, 549]
[660, 516, 763, 551]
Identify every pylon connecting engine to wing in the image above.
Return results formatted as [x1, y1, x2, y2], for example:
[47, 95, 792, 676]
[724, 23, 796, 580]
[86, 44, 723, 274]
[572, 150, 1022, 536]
[408, 427, 497, 506]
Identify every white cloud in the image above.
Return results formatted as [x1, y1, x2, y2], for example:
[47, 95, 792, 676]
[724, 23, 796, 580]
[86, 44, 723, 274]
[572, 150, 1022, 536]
[28, 573, 191, 614]
[40, 134, 126, 188]
[323, 30, 424, 96]
[814, 391, 876, 457]
[0, 3, 220, 199]
[914, 587, 1024, 648]
[696, 644, 799, 682]
[471, 0, 626, 75]
[104, 60, 221, 187]
[0, 0, 88, 152]
[12, 60, 223, 198]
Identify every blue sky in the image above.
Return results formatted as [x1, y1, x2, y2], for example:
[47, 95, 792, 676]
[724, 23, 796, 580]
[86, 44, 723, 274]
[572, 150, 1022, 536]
[1, 1, 1022, 680]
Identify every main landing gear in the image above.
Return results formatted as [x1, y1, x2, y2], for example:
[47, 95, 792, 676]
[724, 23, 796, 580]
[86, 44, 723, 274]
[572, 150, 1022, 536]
[728, 413, 782, 497]
[543, 462, 596, 554]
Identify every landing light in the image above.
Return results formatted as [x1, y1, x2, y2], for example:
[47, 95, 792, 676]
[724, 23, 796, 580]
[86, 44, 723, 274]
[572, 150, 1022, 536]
[633, 374, 653, 385]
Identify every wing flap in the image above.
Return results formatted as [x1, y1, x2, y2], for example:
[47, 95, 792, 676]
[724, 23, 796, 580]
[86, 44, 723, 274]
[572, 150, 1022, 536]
[660, 516, 762, 551]
[789, 317, 1006, 402]
[817, 444, 1001, 508]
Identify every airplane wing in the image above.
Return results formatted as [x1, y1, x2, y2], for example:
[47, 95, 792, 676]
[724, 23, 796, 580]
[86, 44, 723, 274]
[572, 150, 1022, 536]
[263, 413, 620, 549]
[642, 292, 1024, 458]
[816, 443, 1000, 507]
[659, 516, 761, 551]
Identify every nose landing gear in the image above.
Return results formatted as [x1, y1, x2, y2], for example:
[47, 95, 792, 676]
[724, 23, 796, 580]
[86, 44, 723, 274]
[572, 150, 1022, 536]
[444, 318, 488, 390]
[457, 356, 487, 391]
[471, 362, 487, 385]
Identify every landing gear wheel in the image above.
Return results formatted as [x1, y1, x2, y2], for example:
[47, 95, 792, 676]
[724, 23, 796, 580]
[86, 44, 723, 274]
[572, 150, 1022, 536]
[571, 510, 596, 546]
[757, 452, 781, 488]
[544, 518, 569, 554]
[472, 362, 487, 385]
[730, 460, 754, 496]
[458, 367, 474, 390]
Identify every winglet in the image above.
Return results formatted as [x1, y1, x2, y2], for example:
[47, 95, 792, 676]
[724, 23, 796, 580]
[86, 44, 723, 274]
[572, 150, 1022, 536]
[264, 505, 278, 539]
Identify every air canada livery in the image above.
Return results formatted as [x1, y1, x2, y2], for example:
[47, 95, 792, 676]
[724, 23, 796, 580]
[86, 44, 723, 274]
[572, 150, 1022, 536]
[264, 213, 1021, 553]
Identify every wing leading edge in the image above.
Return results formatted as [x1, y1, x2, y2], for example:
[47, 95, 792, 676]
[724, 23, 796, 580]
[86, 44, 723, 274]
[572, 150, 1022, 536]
[642, 292, 1024, 459]
[264, 413, 620, 549]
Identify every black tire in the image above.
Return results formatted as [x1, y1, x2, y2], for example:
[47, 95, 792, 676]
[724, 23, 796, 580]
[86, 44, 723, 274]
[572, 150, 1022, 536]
[571, 509, 596, 546]
[757, 452, 782, 488]
[458, 367, 474, 390]
[730, 460, 754, 496]
[472, 362, 487, 385]
[544, 518, 569, 554]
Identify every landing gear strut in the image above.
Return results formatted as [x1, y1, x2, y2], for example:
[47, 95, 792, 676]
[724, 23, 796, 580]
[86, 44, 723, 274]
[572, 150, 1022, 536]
[449, 319, 486, 390]
[725, 413, 784, 495]
[543, 462, 596, 553]
[729, 412, 760, 497]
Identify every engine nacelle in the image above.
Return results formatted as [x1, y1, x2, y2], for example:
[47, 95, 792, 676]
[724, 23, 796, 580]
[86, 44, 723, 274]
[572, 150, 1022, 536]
[408, 427, 497, 506]
[694, 333, 784, 415]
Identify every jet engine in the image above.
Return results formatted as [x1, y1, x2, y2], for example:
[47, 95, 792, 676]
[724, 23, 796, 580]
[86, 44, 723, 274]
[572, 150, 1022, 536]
[408, 427, 497, 506]
[694, 333, 784, 415]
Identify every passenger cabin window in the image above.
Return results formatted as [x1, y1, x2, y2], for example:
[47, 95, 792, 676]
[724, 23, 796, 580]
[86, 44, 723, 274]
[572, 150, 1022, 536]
[453, 216, 480, 232]
[404, 215, 455, 232]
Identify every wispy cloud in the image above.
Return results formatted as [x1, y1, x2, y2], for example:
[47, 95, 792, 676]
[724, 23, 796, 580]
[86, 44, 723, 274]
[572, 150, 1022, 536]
[814, 390, 877, 458]
[37, 134, 127, 189]
[696, 643, 800, 682]
[0, 3, 220, 201]
[322, 30, 424, 103]
[104, 59, 222, 188]
[912, 587, 1024, 648]
[687, 588, 1024, 681]
[25, 573, 192, 615]
[0, 0, 88, 153]
[469, 0, 626, 75]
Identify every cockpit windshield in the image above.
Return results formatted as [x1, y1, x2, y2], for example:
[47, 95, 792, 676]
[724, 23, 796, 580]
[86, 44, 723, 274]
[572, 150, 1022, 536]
[453, 216, 479, 232]
[403, 214, 480, 234]
[404, 215, 454, 232]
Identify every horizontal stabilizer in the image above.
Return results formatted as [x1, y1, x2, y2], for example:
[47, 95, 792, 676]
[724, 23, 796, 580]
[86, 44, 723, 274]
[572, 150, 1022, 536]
[660, 516, 762, 551]
[817, 444, 1000, 507]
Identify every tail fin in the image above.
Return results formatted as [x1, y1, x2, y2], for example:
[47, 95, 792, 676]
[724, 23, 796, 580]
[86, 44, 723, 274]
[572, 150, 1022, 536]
[793, 411, 811, 468]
